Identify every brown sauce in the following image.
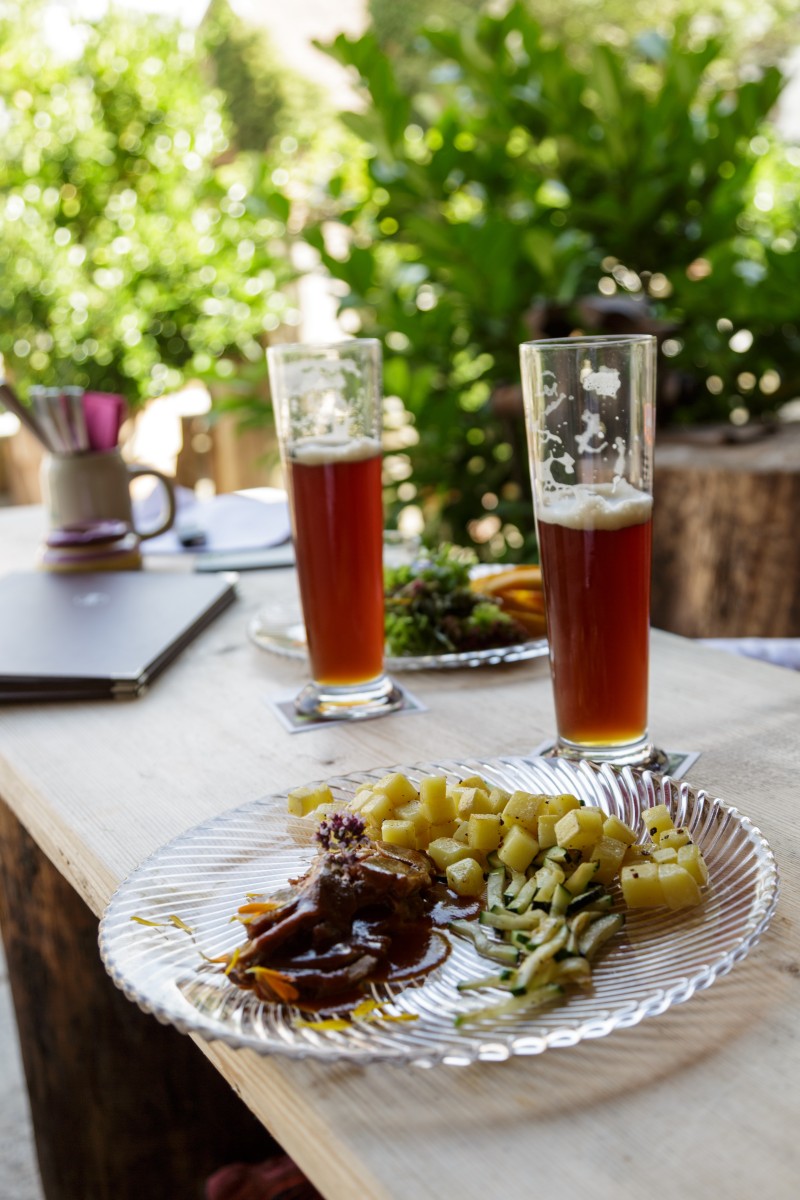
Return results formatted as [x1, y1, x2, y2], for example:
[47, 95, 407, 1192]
[423, 882, 482, 927]
[264, 885, 481, 1015]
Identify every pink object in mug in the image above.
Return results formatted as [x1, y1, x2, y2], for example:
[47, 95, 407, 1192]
[82, 392, 127, 451]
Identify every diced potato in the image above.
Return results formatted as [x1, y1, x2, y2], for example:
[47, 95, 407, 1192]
[564, 861, 598, 895]
[485, 787, 510, 815]
[394, 802, 431, 848]
[430, 819, 459, 840]
[455, 786, 493, 819]
[555, 807, 604, 851]
[348, 788, 375, 813]
[652, 847, 678, 864]
[677, 843, 709, 886]
[309, 802, 339, 823]
[657, 863, 702, 909]
[468, 813, 502, 852]
[453, 820, 471, 845]
[446, 856, 485, 897]
[536, 813, 559, 849]
[498, 824, 539, 873]
[589, 836, 628, 885]
[501, 791, 543, 834]
[620, 862, 663, 908]
[375, 773, 419, 808]
[458, 774, 490, 790]
[622, 843, 653, 865]
[541, 793, 581, 817]
[602, 815, 637, 845]
[427, 837, 474, 873]
[380, 820, 416, 849]
[658, 827, 692, 851]
[361, 791, 396, 828]
[642, 803, 674, 839]
[287, 784, 334, 817]
[419, 776, 456, 824]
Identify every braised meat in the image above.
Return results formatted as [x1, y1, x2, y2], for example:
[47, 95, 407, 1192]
[227, 841, 438, 1006]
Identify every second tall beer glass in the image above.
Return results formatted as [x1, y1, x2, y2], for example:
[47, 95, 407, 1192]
[519, 334, 664, 767]
[267, 339, 402, 720]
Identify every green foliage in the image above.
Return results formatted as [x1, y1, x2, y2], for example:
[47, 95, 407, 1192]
[527, 0, 800, 73]
[202, 0, 321, 154]
[369, 0, 483, 87]
[308, 3, 800, 558]
[0, 2, 296, 406]
[202, 0, 287, 152]
[371, 0, 800, 75]
[384, 543, 524, 654]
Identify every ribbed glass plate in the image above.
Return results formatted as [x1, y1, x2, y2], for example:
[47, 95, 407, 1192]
[248, 607, 548, 671]
[248, 564, 548, 671]
[99, 757, 779, 1067]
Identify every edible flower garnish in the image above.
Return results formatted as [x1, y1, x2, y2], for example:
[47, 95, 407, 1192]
[297, 1018, 351, 1032]
[245, 966, 300, 1003]
[223, 946, 242, 976]
[129, 913, 194, 934]
[351, 998, 380, 1018]
[237, 901, 283, 916]
[315, 811, 367, 854]
[294, 1001, 418, 1033]
[168, 914, 194, 934]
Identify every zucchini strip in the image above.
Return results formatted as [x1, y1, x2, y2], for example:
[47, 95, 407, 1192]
[455, 983, 563, 1026]
[479, 909, 546, 931]
[449, 919, 520, 966]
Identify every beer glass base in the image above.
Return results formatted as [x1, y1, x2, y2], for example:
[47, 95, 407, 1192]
[550, 735, 669, 771]
[294, 675, 404, 722]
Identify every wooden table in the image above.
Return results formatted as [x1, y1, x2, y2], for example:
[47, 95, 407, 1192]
[0, 505, 798, 1200]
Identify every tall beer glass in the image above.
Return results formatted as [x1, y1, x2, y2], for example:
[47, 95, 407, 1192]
[267, 339, 402, 720]
[519, 334, 664, 767]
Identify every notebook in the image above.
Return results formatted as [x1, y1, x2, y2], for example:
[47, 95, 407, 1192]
[0, 570, 237, 701]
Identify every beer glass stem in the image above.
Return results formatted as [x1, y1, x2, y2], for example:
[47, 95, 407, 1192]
[554, 733, 667, 771]
[295, 675, 403, 721]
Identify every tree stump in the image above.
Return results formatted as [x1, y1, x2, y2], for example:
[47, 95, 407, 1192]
[652, 424, 800, 638]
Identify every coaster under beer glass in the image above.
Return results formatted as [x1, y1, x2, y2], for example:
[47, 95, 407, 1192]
[519, 334, 665, 769]
[267, 338, 403, 721]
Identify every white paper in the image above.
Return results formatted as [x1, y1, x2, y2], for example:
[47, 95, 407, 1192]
[138, 486, 291, 555]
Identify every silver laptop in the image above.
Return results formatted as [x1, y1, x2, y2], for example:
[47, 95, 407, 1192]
[0, 570, 237, 700]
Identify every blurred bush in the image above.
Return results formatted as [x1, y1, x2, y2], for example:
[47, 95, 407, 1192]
[306, 1, 800, 558]
[0, 1, 297, 407]
[203, 0, 322, 155]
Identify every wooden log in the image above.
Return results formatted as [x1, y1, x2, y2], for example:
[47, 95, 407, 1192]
[0, 426, 45, 505]
[0, 798, 278, 1200]
[208, 413, 279, 494]
[652, 424, 800, 638]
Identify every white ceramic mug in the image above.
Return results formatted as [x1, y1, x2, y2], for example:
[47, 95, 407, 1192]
[41, 449, 176, 539]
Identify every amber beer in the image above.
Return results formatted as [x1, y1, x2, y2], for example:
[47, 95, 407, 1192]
[537, 484, 653, 749]
[288, 437, 385, 687]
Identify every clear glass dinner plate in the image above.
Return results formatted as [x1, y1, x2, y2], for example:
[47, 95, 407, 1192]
[98, 756, 779, 1068]
[247, 605, 548, 671]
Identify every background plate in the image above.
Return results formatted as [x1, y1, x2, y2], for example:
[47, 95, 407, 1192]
[248, 562, 548, 671]
[99, 756, 778, 1067]
[248, 607, 548, 671]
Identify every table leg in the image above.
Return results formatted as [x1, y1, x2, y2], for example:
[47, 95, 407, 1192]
[0, 799, 278, 1200]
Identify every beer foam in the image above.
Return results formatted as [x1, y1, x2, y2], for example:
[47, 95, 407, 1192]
[537, 480, 652, 531]
[290, 434, 381, 466]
